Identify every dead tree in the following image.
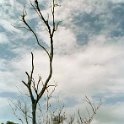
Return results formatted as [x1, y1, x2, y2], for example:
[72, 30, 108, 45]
[17, 0, 60, 124]
[77, 96, 102, 124]
[51, 104, 66, 124]
[10, 100, 30, 124]
[12, 1, 102, 124]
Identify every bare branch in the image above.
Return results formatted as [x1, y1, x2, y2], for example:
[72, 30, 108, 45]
[20, 8, 50, 57]
[77, 96, 102, 124]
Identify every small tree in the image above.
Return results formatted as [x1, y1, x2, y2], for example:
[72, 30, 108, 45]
[77, 96, 102, 124]
[14, 0, 60, 124]
[11, 1, 102, 124]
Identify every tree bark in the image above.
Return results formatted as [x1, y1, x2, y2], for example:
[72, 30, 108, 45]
[32, 101, 37, 124]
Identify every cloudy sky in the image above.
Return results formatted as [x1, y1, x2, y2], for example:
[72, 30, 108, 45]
[0, 0, 124, 123]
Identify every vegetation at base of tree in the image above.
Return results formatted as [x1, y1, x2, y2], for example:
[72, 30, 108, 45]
[0, 121, 18, 124]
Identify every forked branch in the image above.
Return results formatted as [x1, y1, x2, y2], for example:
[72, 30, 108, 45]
[20, 1, 59, 124]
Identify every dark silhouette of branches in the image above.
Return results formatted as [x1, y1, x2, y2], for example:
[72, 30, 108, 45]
[77, 96, 102, 124]
[16, 0, 60, 124]
[11, 1, 102, 124]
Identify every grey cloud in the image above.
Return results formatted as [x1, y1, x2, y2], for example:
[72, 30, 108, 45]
[67, 1, 124, 45]
[0, 91, 17, 98]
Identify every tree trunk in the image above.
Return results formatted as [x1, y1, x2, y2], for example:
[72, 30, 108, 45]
[32, 102, 37, 124]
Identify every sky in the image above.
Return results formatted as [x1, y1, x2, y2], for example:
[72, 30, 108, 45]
[0, 0, 124, 123]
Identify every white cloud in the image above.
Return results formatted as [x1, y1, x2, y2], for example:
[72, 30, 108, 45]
[54, 26, 77, 53]
[0, 70, 19, 92]
[0, 33, 9, 43]
[111, 0, 124, 3]
[93, 102, 124, 124]
[0, 20, 21, 33]
[0, 98, 9, 108]
[52, 40, 124, 96]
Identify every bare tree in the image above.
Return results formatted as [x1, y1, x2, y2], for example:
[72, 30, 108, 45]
[51, 103, 66, 124]
[10, 100, 31, 124]
[77, 96, 102, 124]
[15, 0, 60, 124]
[11, 1, 102, 124]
